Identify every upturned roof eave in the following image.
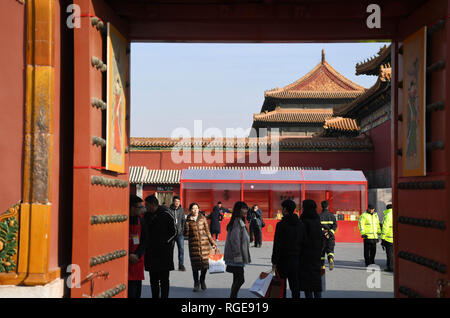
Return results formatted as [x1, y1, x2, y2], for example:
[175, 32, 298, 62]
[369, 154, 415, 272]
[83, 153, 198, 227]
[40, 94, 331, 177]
[355, 44, 392, 76]
[334, 78, 390, 117]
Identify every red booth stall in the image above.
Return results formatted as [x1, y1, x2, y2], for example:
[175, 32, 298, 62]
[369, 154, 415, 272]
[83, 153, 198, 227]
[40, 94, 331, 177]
[180, 168, 367, 243]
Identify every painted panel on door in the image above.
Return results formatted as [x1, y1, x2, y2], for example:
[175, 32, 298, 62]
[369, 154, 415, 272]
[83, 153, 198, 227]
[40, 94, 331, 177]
[72, 0, 130, 298]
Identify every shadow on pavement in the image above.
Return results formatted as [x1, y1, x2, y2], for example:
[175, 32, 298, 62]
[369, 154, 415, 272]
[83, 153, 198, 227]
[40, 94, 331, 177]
[142, 285, 393, 299]
[332, 259, 390, 271]
[142, 285, 257, 299]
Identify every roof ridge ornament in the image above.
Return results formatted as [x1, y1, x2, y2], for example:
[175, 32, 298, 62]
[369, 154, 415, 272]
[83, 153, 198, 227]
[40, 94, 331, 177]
[321, 49, 325, 64]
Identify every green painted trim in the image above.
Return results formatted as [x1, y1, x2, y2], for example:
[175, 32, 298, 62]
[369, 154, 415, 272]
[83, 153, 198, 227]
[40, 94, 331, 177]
[0, 216, 19, 273]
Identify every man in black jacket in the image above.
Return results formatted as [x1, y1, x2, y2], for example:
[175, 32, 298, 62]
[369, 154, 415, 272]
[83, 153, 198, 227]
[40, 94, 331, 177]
[271, 199, 306, 298]
[320, 200, 337, 271]
[247, 205, 263, 247]
[143, 195, 177, 298]
[168, 196, 186, 271]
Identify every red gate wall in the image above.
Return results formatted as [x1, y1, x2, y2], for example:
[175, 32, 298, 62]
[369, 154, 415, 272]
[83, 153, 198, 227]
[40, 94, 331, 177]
[72, 0, 130, 298]
[393, 0, 450, 298]
[130, 150, 375, 172]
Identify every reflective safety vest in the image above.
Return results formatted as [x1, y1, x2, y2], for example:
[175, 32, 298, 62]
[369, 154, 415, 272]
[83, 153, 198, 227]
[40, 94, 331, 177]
[381, 209, 393, 243]
[359, 211, 381, 239]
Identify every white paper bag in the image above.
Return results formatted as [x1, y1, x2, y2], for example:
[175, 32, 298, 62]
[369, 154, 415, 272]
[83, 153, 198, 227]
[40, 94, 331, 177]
[250, 272, 273, 298]
[209, 252, 225, 274]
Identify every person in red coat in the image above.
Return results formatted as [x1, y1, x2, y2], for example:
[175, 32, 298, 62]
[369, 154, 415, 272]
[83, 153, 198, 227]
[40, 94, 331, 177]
[128, 194, 147, 298]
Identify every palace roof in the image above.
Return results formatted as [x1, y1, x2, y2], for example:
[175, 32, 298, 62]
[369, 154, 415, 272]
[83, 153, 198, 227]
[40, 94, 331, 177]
[264, 50, 366, 100]
[130, 136, 373, 152]
[253, 107, 333, 124]
[324, 117, 359, 132]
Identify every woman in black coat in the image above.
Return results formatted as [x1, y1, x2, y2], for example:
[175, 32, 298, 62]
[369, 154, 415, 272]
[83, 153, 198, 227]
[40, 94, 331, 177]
[209, 204, 226, 240]
[299, 199, 323, 298]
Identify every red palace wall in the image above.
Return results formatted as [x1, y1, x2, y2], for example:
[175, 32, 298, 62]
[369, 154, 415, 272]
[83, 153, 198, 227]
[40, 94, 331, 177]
[0, 2, 25, 213]
[364, 120, 392, 188]
[367, 120, 391, 170]
[130, 150, 375, 172]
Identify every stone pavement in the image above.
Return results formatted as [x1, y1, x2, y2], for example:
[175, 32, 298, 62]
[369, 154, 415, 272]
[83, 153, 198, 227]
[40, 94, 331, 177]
[141, 240, 394, 298]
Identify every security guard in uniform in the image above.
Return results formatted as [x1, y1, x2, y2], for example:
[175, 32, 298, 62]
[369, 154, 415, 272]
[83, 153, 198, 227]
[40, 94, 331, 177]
[381, 204, 393, 272]
[358, 204, 381, 266]
[320, 201, 337, 270]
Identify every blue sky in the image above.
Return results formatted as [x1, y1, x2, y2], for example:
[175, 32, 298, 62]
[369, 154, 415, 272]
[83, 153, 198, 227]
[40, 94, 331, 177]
[130, 42, 390, 137]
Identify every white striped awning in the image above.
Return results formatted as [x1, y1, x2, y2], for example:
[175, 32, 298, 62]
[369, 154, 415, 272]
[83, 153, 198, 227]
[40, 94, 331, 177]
[129, 166, 181, 185]
[129, 166, 322, 185]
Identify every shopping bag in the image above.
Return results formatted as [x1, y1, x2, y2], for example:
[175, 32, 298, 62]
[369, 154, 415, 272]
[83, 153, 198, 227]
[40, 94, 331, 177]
[250, 271, 273, 298]
[264, 272, 285, 298]
[208, 248, 225, 274]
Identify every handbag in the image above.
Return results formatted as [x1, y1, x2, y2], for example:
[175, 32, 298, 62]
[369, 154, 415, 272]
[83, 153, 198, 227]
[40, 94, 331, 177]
[250, 271, 273, 298]
[264, 271, 285, 298]
[208, 247, 225, 274]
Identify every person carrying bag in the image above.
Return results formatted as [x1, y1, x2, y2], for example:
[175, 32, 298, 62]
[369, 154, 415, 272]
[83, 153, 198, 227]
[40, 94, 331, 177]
[265, 270, 285, 298]
[184, 202, 217, 292]
[271, 199, 306, 298]
[224, 201, 251, 298]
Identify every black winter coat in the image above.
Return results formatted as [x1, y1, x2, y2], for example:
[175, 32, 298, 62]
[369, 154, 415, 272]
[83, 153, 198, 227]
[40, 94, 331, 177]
[168, 204, 186, 236]
[247, 208, 263, 229]
[143, 206, 177, 272]
[299, 210, 323, 292]
[209, 206, 225, 234]
[271, 213, 306, 278]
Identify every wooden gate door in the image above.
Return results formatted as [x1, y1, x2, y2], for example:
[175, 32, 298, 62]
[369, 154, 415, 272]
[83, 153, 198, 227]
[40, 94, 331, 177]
[393, 0, 449, 298]
[71, 0, 130, 298]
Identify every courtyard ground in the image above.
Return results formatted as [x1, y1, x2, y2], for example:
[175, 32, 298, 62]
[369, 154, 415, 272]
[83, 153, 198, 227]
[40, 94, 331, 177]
[141, 241, 394, 298]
